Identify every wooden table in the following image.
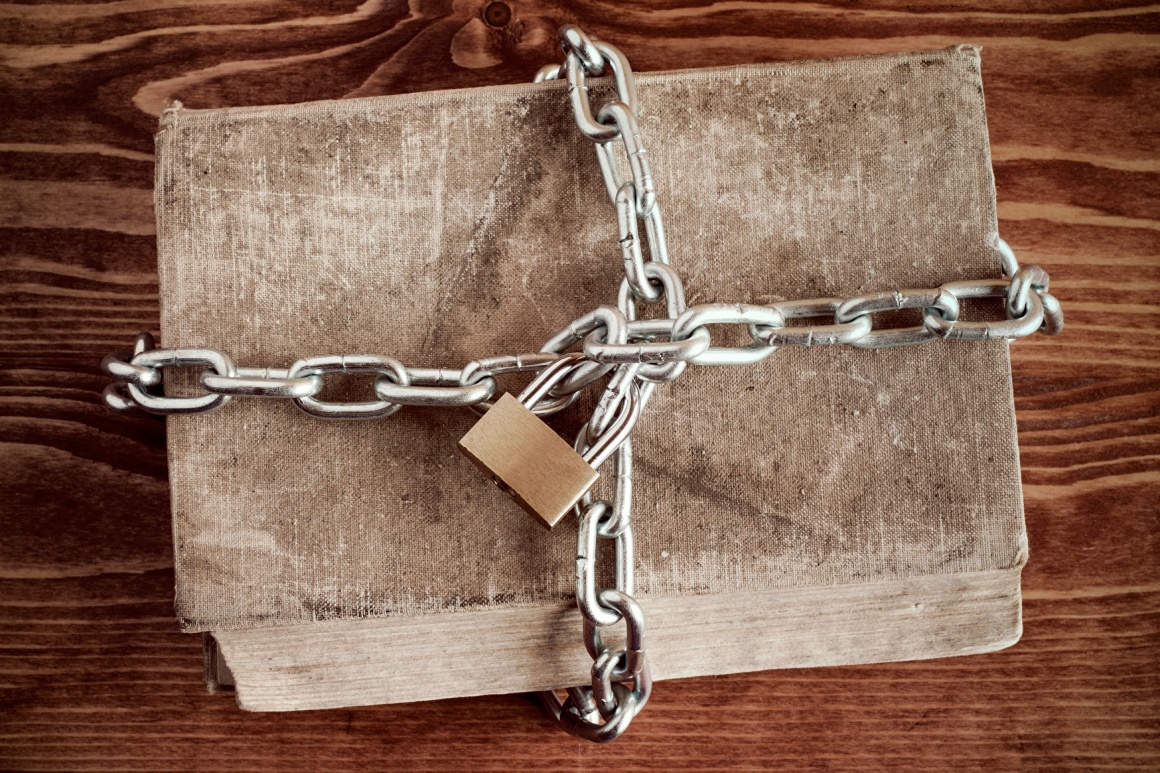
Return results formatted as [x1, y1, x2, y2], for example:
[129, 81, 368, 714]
[2, 2, 1157, 770]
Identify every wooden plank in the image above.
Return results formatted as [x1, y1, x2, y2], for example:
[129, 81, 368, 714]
[1, 1, 1157, 769]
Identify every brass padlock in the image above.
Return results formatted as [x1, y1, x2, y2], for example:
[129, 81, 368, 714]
[458, 354, 640, 529]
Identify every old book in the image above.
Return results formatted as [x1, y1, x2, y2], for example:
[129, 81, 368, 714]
[157, 45, 1026, 712]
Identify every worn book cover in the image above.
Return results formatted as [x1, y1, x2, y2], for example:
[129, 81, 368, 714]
[156, 46, 1026, 710]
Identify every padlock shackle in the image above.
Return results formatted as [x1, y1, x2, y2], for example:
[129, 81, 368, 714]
[518, 352, 587, 410]
[583, 379, 641, 469]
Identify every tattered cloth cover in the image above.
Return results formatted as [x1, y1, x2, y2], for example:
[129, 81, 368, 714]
[157, 46, 1025, 634]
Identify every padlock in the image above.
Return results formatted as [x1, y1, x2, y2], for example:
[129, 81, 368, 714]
[458, 353, 640, 529]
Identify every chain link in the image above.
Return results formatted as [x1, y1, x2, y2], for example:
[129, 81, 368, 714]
[102, 23, 1065, 743]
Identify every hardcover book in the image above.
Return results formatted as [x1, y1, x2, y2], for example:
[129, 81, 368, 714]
[155, 45, 1027, 711]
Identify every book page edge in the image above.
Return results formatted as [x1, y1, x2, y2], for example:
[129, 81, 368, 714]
[211, 565, 1023, 712]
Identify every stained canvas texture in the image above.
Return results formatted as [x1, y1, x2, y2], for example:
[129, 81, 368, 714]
[157, 46, 1026, 633]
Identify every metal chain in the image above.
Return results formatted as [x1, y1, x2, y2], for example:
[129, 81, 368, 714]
[102, 269, 1063, 418]
[101, 24, 1064, 744]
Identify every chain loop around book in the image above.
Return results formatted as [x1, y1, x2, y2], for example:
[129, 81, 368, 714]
[102, 25, 1064, 742]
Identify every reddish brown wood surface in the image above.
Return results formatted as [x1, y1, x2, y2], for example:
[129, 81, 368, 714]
[1, 2, 1158, 770]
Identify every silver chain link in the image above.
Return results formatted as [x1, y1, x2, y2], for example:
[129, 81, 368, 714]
[102, 24, 1064, 743]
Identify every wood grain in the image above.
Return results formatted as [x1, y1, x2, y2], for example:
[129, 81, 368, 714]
[1, 1, 1157, 770]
